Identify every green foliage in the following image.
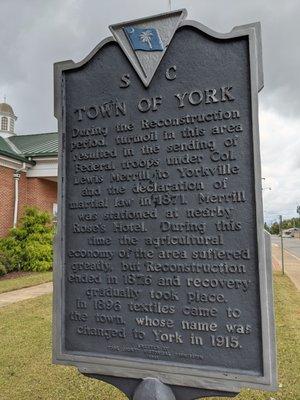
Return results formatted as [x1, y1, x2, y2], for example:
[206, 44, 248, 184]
[281, 217, 300, 230]
[0, 262, 7, 276]
[0, 207, 55, 273]
[270, 221, 280, 235]
[265, 217, 300, 235]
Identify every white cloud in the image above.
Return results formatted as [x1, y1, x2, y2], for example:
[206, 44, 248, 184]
[260, 106, 300, 222]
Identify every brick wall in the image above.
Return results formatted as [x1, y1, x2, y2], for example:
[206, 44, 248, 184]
[19, 170, 28, 219]
[0, 165, 57, 236]
[0, 166, 16, 237]
[27, 178, 57, 214]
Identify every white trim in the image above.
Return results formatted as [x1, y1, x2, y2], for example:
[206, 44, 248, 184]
[31, 156, 58, 162]
[0, 155, 30, 170]
[26, 158, 58, 178]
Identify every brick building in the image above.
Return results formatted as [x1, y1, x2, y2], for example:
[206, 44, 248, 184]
[0, 102, 58, 237]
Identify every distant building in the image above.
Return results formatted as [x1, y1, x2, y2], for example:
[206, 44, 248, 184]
[0, 102, 58, 236]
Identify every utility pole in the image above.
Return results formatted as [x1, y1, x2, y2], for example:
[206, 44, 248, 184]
[297, 205, 300, 227]
[279, 215, 284, 275]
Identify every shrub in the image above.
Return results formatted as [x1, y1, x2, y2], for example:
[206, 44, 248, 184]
[0, 207, 55, 273]
[0, 236, 22, 272]
[0, 260, 7, 276]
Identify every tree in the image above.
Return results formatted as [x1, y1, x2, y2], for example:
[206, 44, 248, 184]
[266, 217, 300, 235]
[269, 221, 280, 235]
[139, 30, 153, 49]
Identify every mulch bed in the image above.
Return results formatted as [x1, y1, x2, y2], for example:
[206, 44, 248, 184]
[0, 271, 32, 281]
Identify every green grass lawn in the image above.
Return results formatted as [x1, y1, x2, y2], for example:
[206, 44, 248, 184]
[0, 271, 52, 294]
[0, 272, 299, 400]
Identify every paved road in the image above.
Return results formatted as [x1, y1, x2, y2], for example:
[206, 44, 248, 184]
[271, 235, 300, 290]
[271, 235, 300, 260]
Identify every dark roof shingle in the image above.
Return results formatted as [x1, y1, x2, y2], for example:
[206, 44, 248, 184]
[9, 132, 58, 157]
[0, 136, 30, 163]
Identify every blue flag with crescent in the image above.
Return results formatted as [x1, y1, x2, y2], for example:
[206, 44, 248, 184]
[123, 26, 164, 51]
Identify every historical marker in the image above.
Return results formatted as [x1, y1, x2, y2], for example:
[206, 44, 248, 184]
[53, 9, 276, 398]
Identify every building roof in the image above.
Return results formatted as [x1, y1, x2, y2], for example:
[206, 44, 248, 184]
[0, 136, 30, 163]
[9, 132, 58, 157]
[0, 102, 15, 116]
[0, 137, 16, 154]
[0, 132, 58, 163]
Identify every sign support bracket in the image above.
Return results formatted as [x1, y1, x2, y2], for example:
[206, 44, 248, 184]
[133, 378, 176, 400]
[82, 373, 238, 399]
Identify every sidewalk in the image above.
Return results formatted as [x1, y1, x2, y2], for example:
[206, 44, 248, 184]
[0, 282, 53, 308]
[272, 243, 300, 290]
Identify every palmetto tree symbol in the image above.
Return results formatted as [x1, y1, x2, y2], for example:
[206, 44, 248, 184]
[139, 30, 153, 49]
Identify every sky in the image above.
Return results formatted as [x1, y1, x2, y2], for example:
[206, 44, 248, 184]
[0, 0, 299, 223]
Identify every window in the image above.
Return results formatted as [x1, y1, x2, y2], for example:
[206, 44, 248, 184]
[1, 117, 8, 131]
[9, 118, 14, 132]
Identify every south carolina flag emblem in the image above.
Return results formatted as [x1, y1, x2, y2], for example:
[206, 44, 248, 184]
[123, 26, 164, 51]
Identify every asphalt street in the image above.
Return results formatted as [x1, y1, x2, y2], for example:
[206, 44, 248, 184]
[271, 235, 300, 260]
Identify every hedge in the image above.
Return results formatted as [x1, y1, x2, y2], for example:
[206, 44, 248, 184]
[0, 207, 55, 275]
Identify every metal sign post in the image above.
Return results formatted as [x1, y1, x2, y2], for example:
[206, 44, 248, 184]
[279, 215, 285, 275]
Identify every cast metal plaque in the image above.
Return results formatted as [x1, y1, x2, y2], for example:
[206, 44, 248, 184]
[53, 10, 276, 393]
